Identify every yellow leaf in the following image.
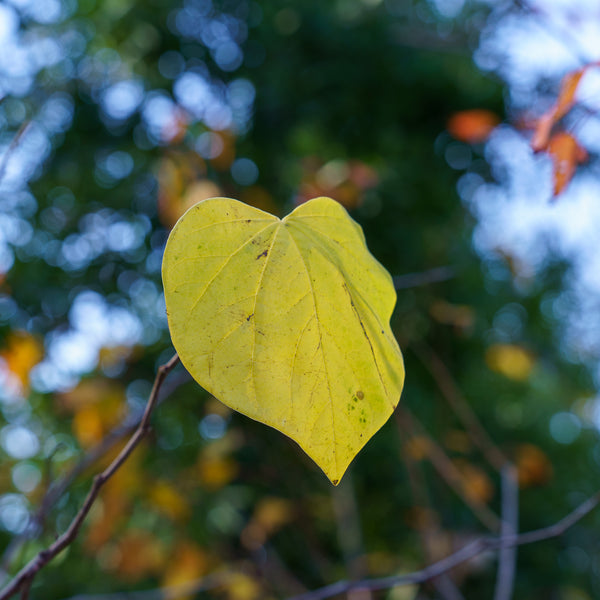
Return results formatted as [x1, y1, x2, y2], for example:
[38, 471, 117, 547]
[485, 344, 535, 381]
[163, 197, 405, 484]
[241, 497, 295, 549]
[225, 573, 261, 600]
[59, 378, 126, 448]
[162, 541, 208, 594]
[148, 480, 191, 522]
[197, 455, 239, 490]
[72, 405, 105, 448]
[109, 530, 165, 582]
[1, 331, 43, 391]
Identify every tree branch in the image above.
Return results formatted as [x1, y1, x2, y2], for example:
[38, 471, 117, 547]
[493, 465, 519, 600]
[399, 429, 465, 600]
[393, 266, 455, 290]
[287, 489, 600, 600]
[396, 408, 500, 532]
[411, 343, 508, 472]
[0, 354, 180, 600]
[0, 368, 190, 581]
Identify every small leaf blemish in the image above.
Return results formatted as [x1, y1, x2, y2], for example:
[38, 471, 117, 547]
[256, 249, 268, 260]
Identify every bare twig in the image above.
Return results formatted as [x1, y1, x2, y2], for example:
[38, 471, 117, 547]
[287, 489, 600, 600]
[0, 354, 180, 600]
[411, 343, 508, 472]
[396, 408, 500, 532]
[493, 466, 519, 600]
[393, 266, 455, 290]
[0, 368, 190, 579]
[399, 432, 465, 600]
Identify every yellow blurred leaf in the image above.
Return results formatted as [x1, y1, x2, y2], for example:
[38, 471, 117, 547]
[110, 530, 165, 582]
[224, 573, 261, 600]
[162, 541, 208, 593]
[198, 455, 239, 490]
[387, 584, 419, 600]
[0, 331, 43, 391]
[241, 497, 295, 549]
[454, 459, 494, 505]
[59, 378, 126, 448]
[148, 480, 191, 522]
[559, 586, 592, 600]
[162, 197, 404, 485]
[404, 435, 431, 461]
[485, 344, 535, 381]
[72, 405, 105, 448]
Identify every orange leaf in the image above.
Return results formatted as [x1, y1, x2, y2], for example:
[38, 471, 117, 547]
[447, 109, 500, 144]
[555, 69, 585, 121]
[547, 132, 586, 196]
[530, 113, 555, 152]
[515, 443, 553, 488]
[531, 68, 585, 152]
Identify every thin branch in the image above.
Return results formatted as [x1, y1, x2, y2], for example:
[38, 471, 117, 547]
[493, 465, 519, 600]
[0, 354, 180, 600]
[399, 431, 465, 600]
[393, 266, 455, 290]
[396, 408, 500, 532]
[411, 343, 508, 472]
[0, 369, 190, 579]
[287, 489, 600, 600]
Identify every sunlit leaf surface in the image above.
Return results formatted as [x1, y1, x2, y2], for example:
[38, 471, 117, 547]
[163, 197, 404, 484]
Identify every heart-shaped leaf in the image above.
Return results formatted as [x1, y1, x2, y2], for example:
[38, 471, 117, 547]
[162, 197, 404, 484]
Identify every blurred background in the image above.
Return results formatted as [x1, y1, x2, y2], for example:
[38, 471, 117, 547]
[1, 0, 600, 598]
